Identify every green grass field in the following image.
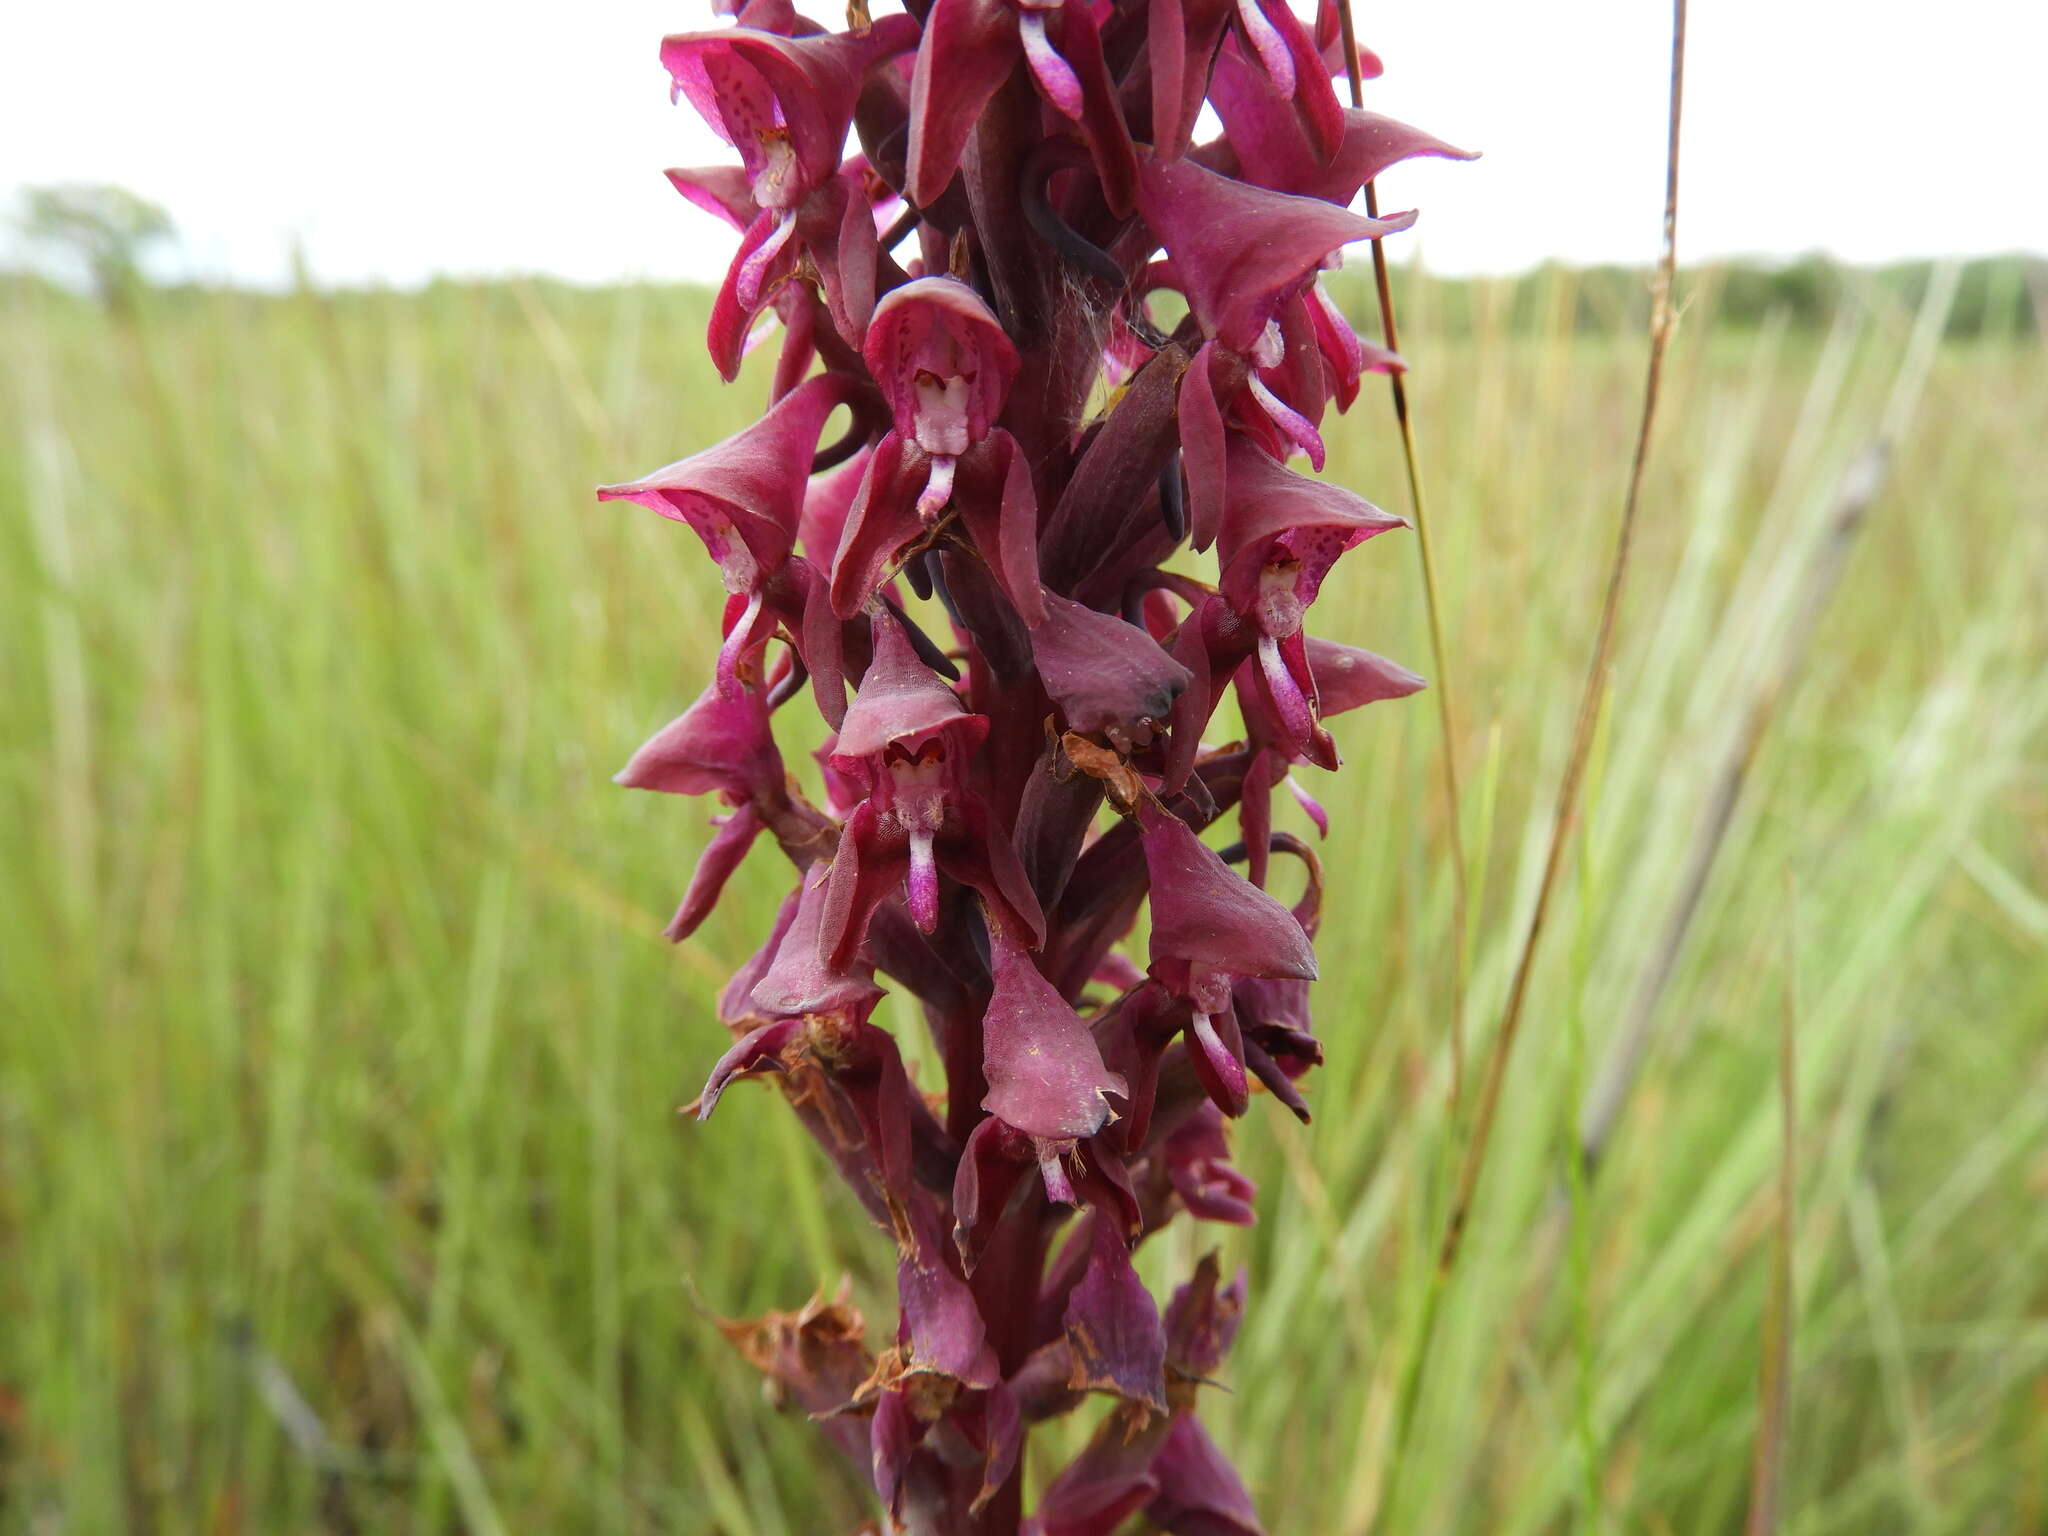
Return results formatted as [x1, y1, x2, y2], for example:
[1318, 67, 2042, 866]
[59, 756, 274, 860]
[3, 267, 2043, 1533]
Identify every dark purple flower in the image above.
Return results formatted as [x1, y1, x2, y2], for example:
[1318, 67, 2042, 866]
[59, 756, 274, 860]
[598, 372, 857, 694]
[980, 926, 1128, 1201]
[1062, 1211, 1167, 1413]
[661, 18, 917, 377]
[663, 18, 916, 212]
[1236, 634, 1423, 883]
[612, 650, 795, 940]
[615, 669, 783, 804]
[832, 278, 1048, 623]
[1145, 1413, 1263, 1535]
[895, 1197, 1003, 1388]
[713, 1287, 877, 1467]
[1206, 52, 1474, 207]
[1196, 78, 1476, 414]
[1141, 801, 1316, 1117]
[1032, 1257, 1256, 1533]
[1158, 451, 1408, 805]
[865, 275, 1018, 514]
[820, 613, 1043, 960]
[1133, 152, 1415, 547]
[1215, 436, 1405, 752]
[1162, 1104, 1257, 1225]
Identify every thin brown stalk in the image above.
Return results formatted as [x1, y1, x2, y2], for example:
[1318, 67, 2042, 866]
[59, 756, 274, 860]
[1439, 0, 1686, 1283]
[1371, 3, 1687, 1525]
[1334, 0, 1470, 1105]
[1745, 879, 1798, 1535]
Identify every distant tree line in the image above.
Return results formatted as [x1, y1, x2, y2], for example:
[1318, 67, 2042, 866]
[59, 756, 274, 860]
[1350, 254, 2044, 341]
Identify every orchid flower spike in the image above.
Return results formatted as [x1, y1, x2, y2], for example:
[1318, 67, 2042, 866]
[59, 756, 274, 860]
[608, 1, 1463, 1522]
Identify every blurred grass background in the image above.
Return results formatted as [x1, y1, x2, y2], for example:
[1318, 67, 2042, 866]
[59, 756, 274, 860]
[2, 260, 2043, 1533]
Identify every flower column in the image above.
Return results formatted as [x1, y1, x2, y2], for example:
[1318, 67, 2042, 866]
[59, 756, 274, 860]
[606, 0, 1466, 1528]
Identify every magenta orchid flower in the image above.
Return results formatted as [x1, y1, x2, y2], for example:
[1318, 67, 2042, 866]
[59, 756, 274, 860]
[1214, 434, 1407, 750]
[832, 277, 1048, 623]
[1134, 152, 1416, 547]
[1140, 800, 1317, 1116]
[1146, 0, 1347, 165]
[662, 17, 918, 372]
[597, 371, 861, 697]
[1235, 632, 1424, 885]
[820, 612, 1043, 961]
[1162, 438, 1406, 808]
[609, 1, 1464, 1524]
[1201, 65, 1478, 411]
[613, 669, 787, 940]
[866, 276, 1019, 512]
[1031, 1254, 1254, 1534]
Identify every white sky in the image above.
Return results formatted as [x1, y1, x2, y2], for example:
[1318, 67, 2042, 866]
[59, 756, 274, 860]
[3, 0, 2041, 288]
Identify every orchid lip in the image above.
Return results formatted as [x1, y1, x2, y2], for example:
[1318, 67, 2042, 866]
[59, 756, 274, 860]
[1258, 632, 1315, 741]
[912, 370, 974, 457]
[1287, 774, 1331, 836]
[1191, 1010, 1250, 1100]
[917, 454, 957, 520]
[1187, 960, 1235, 1017]
[735, 212, 797, 309]
[906, 828, 940, 930]
[1038, 1145, 1079, 1205]
[1247, 372, 1326, 466]
[750, 127, 801, 208]
[717, 588, 767, 692]
[1313, 280, 1368, 375]
[707, 517, 762, 596]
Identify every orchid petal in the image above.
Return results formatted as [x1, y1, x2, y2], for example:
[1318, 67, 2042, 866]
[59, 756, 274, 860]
[1031, 590, 1193, 749]
[1146, 1413, 1264, 1535]
[1140, 801, 1318, 987]
[833, 611, 985, 764]
[664, 802, 768, 942]
[1245, 370, 1327, 468]
[1307, 635, 1425, 714]
[1234, 0, 1295, 97]
[1287, 774, 1331, 836]
[598, 370, 855, 577]
[981, 927, 1127, 1142]
[905, 0, 1021, 207]
[1136, 154, 1378, 354]
[1062, 1215, 1168, 1413]
[696, 1016, 805, 1119]
[614, 675, 781, 800]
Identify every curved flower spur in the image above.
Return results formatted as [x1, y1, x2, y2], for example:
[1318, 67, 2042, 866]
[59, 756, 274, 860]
[604, 0, 1467, 1524]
